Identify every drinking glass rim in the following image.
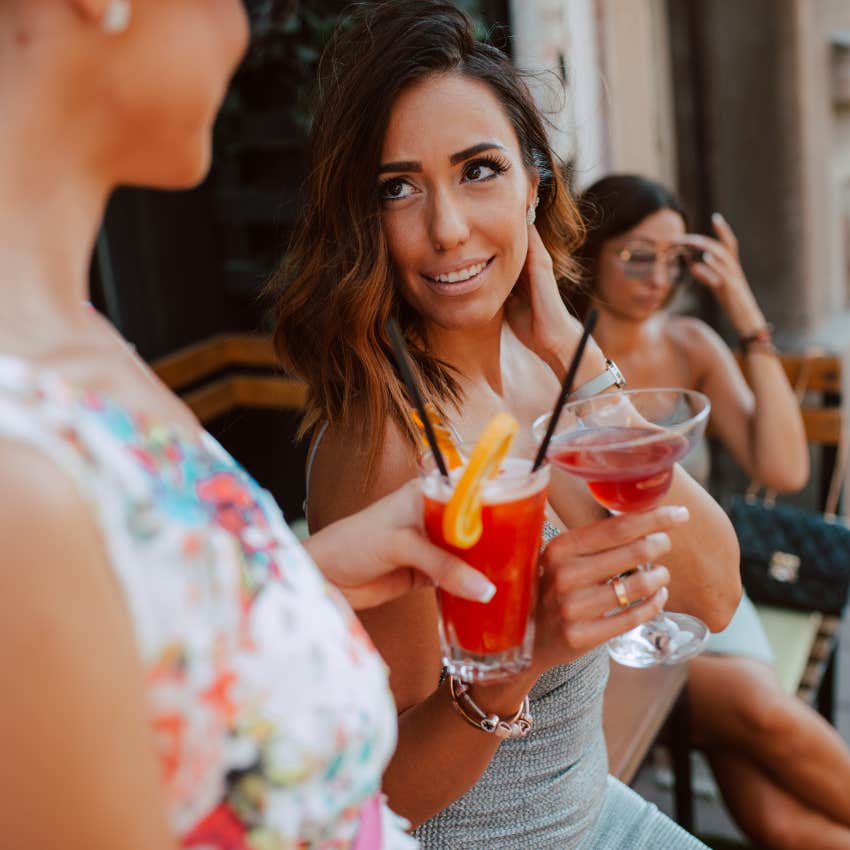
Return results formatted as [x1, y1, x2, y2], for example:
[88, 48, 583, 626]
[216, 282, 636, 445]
[533, 387, 711, 454]
[417, 451, 550, 500]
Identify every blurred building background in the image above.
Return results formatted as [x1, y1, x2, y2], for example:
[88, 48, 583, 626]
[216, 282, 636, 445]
[515, 0, 850, 355]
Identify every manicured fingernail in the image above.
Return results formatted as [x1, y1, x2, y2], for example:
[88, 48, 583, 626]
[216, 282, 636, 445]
[464, 571, 497, 603]
[646, 532, 671, 555]
[657, 587, 669, 604]
[712, 212, 724, 222]
[662, 506, 689, 523]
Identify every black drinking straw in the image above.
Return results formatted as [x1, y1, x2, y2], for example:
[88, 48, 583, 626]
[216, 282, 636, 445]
[531, 308, 599, 472]
[385, 318, 450, 480]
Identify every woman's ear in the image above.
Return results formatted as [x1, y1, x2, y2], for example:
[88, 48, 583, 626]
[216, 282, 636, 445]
[527, 171, 541, 210]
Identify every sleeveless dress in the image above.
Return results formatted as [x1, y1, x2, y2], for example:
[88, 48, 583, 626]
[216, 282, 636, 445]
[306, 433, 707, 849]
[0, 354, 417, 850]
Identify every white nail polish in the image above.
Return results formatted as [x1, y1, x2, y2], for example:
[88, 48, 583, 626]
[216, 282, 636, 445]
[466, 573, 496, 603]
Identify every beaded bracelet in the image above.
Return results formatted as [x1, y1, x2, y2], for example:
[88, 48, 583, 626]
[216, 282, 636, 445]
[740, 325, 775, 354]
[448, 675, 533, 739]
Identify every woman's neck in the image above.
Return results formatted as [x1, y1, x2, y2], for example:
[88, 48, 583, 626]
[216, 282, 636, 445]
[593, 305, 652, 360]
[0, 103, 108, 354]
[425, 311, 506, 395]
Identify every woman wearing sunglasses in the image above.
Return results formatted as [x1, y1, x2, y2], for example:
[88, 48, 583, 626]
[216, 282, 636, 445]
[576, 174, 850, 850]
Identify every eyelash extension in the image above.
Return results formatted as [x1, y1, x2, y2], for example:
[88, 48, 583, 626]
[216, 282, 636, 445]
[377, 154, 513, 202]
[377, 176, 411, 202]
[462, 154, 511, 181]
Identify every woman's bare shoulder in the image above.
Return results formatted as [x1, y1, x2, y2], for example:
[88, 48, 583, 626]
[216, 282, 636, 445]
[0, 439, 178, 850]
[307, 415, 419, 530]
[665, 315, 729, 363]
[665, 314, 742, 393]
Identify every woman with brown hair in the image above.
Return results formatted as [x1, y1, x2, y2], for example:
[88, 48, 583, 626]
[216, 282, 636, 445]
[273, 3, 740, 847]
[576, 173, 850, 850]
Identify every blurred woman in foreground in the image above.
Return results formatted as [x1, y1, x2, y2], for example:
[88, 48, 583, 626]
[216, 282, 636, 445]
[0, 3, 501, 848]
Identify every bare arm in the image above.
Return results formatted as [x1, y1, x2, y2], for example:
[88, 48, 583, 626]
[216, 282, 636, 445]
[0, 442, 177, 850]
[675, 318, 808, 492]
[681, 214, 808, 492]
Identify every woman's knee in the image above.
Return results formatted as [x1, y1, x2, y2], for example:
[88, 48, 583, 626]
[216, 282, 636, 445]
[747, 805, 809, 850]
[690, 656, 788, 741]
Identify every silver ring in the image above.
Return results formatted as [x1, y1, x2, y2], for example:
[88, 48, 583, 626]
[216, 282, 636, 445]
[612, 578, 630, 608]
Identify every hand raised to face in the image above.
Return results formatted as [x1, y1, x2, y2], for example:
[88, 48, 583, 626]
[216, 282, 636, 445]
[678, 213, 766, 336]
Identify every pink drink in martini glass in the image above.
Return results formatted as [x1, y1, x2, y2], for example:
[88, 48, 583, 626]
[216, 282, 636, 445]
[534, 388, 711, 667]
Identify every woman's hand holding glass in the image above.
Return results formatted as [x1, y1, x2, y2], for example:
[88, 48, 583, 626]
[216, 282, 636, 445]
[528, 506, 687, 673]
[304, 479, 497, 611]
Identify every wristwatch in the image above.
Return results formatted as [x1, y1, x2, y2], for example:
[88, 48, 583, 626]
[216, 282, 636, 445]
[569, 359, 626, 401]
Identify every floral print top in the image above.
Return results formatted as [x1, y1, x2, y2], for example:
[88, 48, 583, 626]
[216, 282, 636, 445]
[0, 354, 417, 850]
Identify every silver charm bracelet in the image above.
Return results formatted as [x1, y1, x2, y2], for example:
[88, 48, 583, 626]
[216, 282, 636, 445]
[448, 675, 533, 739]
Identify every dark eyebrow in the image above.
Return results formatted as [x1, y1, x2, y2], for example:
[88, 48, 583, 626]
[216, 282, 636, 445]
[449, 142, 508, 165]
[622, 236, 657, 245]
[377, 160, 422, 175]
[378, 142, 509, 175]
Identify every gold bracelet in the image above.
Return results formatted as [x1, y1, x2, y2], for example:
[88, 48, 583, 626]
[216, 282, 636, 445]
[448, 674, 533, 739]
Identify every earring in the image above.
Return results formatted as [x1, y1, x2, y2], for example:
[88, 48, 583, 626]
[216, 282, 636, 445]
[102, 0, 132, 34]
[526, 196, 539, 226]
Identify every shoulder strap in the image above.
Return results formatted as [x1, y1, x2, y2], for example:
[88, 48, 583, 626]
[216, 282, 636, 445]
[302, 421, 330, 522]
[0, 391, 94, 504]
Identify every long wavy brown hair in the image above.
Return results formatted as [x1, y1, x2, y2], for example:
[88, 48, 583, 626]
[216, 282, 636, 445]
[270, 0, 585, 474]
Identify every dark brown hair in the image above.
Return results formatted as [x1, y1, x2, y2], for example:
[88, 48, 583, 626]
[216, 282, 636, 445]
[270, 0, 585, 471]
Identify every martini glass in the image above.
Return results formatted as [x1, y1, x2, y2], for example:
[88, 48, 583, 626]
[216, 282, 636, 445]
[533, 388, 711, 667]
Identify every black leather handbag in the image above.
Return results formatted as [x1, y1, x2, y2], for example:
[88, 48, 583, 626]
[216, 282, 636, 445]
[731, 495, 850, 616]
[731, 354, 850, 616]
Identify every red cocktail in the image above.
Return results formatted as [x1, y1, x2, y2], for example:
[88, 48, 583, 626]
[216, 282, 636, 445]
[421, 456, 549, 682]
[549, 426, 689, 513]
[535, 388, 710, 668]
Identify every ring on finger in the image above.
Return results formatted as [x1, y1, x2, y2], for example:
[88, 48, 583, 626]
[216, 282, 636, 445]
[611, 578, 630, 608]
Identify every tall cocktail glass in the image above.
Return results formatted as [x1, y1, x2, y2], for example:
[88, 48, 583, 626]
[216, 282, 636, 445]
[534, 388, 710, 667]
[420, 449, 549, 683]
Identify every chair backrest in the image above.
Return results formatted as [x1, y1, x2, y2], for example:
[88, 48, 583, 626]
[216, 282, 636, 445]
[152, 333, 308, 422]
[730, 351, 844, 511]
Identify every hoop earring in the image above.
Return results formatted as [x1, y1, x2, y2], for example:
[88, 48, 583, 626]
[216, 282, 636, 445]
[102, 0, 132, 34]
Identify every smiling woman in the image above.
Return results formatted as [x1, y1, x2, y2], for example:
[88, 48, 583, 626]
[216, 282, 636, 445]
[378, 75, 535, 332]
[270, 5, 583, 473]
[271, 2, 739, 849]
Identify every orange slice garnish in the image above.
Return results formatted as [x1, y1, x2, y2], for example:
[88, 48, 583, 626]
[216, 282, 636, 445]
[410, 403, 465, 470]
[442, 412, 519, 549]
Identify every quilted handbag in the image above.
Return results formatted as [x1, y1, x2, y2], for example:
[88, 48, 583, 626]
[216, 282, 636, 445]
[731, 495, 850, 616]
[730, 353, 850, 616]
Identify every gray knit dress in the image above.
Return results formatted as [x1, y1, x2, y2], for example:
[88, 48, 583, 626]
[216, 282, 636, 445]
[412, 522, 707, 850]
[305, 437, 706, 849]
